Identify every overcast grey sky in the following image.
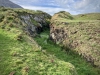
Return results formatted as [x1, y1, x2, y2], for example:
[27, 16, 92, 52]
[10, 0, 100, 15]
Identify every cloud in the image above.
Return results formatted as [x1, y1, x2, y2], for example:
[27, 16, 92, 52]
[22, 5, 78, 15]
[55, 0, 100, 13]
[10, 0, 100, 15]
[55, 0, 75, 8]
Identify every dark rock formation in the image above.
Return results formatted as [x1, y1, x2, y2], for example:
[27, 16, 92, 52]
[20, 12, 51, 36]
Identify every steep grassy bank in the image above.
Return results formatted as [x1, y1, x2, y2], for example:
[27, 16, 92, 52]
[50, 11, 100, 67]
[34, 30, 100, 75]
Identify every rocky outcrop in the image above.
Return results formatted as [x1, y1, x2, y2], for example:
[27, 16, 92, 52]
[0, 7, 51, 37]
[50, 11, 100, 68]
[19, 12, 51, 36]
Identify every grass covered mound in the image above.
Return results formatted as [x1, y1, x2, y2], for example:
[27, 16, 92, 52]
[50, 11, 100, 68]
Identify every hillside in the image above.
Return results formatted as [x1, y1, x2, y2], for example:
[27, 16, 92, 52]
[0, 0, 22, 8]
[50, 11, 100, 68]
[0, 7, 100, 75]
[0, 7, 78, 75]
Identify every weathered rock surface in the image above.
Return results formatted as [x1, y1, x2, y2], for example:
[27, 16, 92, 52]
[19, 12, 51, 36]
[50, 11, 100, 68]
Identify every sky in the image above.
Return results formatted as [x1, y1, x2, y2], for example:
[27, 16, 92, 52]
[10, 0, 100, 15]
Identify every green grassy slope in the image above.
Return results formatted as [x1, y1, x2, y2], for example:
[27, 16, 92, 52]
[0, 28, 77, 75]
[73, 13, 100, 20]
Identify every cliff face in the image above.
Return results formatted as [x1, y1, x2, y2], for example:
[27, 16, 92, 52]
[0, 0, 22, 8]
[50, 11, 100, 68]
[0, 7, 51, 37]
